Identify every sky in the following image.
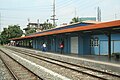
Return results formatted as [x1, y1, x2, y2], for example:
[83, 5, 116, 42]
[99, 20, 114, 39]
[0, 0, 120, 31]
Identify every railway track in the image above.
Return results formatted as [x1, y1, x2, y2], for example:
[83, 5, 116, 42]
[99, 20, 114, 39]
[5, 47, 120, 80]
[0, 49, 42, 80]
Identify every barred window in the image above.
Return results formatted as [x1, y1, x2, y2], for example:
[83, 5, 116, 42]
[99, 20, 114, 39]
[94, 37, 99, 46]
[90, 37, 94, 47]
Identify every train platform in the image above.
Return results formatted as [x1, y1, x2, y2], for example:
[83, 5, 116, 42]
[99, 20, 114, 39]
[4, 46, 120, 74]
[7, 46, 120, 64]
[36, 51, 120, 74]
[64, 54, 120, 64]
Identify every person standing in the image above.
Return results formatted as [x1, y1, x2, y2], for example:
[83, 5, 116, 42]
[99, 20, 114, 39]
[42, 43, 47, 52]
[60, 41, 64, 54]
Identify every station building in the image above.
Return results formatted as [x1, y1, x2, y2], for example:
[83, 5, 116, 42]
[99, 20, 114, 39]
[11, 20, 120, 58]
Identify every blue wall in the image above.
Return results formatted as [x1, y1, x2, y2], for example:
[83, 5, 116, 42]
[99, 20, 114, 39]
[83, 34, 91, 55]
[26, 23, 94, 54]
[50, 36, 56, 52]
[78, 35, 83, 55]
[91, 34, 120, 55]
[31, 31, 120, 56]
[32, 39, 36, 49]
[114, 41, 120, 53]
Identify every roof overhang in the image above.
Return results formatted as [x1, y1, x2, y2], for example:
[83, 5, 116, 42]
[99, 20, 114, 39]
[11, 20, 120, 41]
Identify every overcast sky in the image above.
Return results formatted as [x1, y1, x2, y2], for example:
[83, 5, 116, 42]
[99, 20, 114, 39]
[0, 0, 120, 31]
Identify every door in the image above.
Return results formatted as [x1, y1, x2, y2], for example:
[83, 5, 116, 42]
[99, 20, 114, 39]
[71, 37, 78, 54]
[100, 41, 108, 55]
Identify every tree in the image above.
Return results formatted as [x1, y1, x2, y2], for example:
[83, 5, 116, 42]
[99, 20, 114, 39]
[0, 28, 9, 44]
[42, 22, 53, 30]
[25, 28, 36, 35]
[70, 17, 80, 24]
[0, 25, 23, 44]
[8, 25, 23, 38]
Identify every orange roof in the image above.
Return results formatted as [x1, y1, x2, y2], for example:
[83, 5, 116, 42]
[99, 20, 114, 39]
[11, 20, 120, 40]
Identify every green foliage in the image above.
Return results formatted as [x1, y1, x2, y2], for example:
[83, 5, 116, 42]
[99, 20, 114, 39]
[42, 22, 54, 30]
[26, 28, 36, 35]
[70, 17, 80, 24]
[0, 25, 23, 44]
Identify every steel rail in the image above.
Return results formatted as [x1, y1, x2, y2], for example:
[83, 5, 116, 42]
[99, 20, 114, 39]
[7, 47, 120, 80]
[0, 49, 43, 80]
[0, 51, 19, 80]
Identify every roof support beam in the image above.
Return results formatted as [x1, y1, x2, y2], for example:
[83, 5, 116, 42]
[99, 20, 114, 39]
[104, 31, 112, 60]
[108, 32, 111, 59]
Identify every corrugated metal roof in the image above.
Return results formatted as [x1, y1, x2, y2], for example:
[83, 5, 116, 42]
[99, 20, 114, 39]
[11, 20, 120, 40]
[81, 20, 102, 24]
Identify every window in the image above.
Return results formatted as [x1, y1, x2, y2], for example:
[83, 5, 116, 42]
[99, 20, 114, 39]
[90, 37, 99, 47]
[94, 37, 99, 46]
[90, 37, 94, 47]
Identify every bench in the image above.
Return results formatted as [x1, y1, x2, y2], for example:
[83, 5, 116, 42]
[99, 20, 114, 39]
[112, 53, 120, 59]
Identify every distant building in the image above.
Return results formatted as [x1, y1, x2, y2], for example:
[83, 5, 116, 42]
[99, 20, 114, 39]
[23, 23, 43, 32]
[79, 17, 96, 22]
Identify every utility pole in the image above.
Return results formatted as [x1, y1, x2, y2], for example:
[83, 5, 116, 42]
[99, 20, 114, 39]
[28, 18, 30, 23]
[115, 13, 117, 20]
[74, 7, 77, 18]
[51, 0, 58, 27]
[37, 19, 40, 28]
[27, 18, 30, 28]
[97, 7, 101, 22]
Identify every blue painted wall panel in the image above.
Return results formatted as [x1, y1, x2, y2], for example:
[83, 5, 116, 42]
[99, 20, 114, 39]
[79, 36, 83, 55]
[94, 34, 120, 41]
[83, 35, 91, 55]
[99, 41, 114, 55]
[114, 41, 120, 53]
[35, 39, 37, 49]
[94, 46, 99, 55]
[100, 41, 108, 55]
[36, 38, 39, 49]
[32, 39, 36, 49]
[92, 34, 120, 55]
[46, 37, 52, 51]
[112, 34, 120, 40]
[95, 35, 108, 40]
[37, 38, 41, 50]
[51, 37, 56, 52]
[91, 46, 99, 55]
[64, 36, 69, 54]
[55, 37, 59, 53]
[67, 36, 71, 53]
